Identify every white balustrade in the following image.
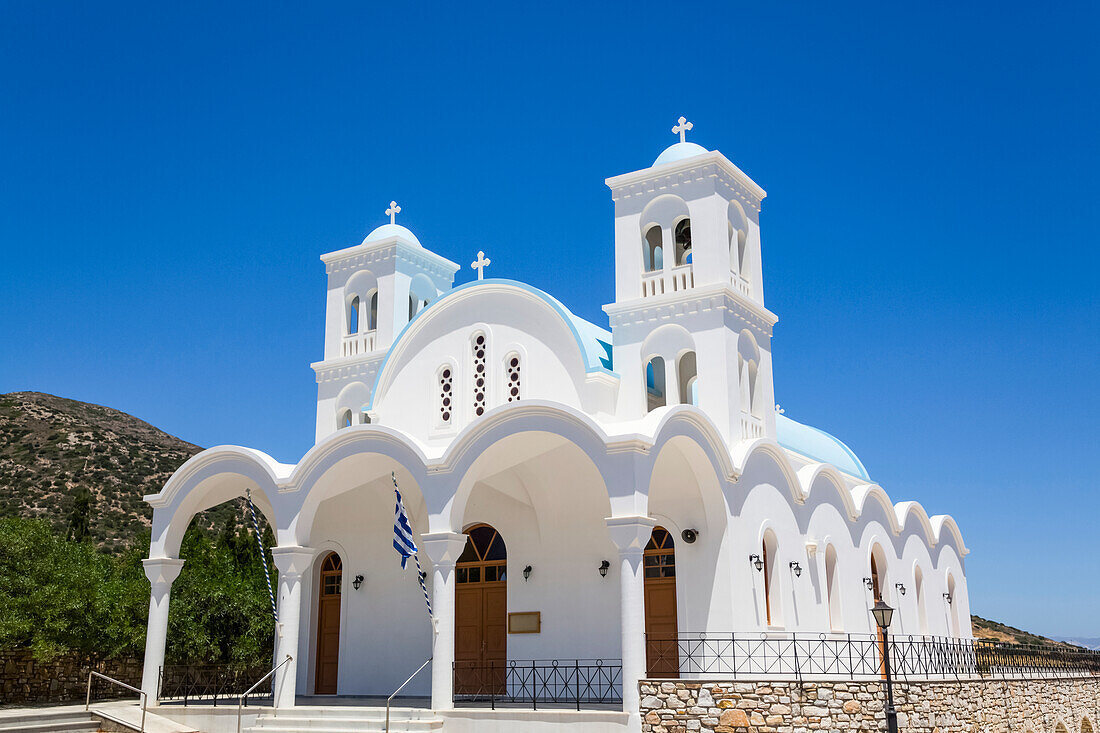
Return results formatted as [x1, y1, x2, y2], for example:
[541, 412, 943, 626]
[341, 330, 377, 357]
[741, 414, 764, 440]
[641, 264, 695, 298]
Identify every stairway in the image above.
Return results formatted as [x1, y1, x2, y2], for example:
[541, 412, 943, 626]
[245, 706, 442, 733]
[0, 707, 101, 733]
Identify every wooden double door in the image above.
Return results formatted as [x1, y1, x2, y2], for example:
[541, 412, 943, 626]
[315, 552, 342, 694]
[454, 525, 507, 695]
[644, 527, 679, 678]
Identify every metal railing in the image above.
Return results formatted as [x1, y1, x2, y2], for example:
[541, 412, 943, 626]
[645, 632, 1100, 682]
[453, 659, 622, 709]
[237, 655, 292, 733]
[158, 662, 274, 704]
[86, 671, 147, 733]
[386, 657, 432, 733]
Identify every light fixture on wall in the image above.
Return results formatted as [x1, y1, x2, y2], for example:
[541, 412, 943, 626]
[749, 554, 764, 572]
[599, 560, 610, 578]
[523, 565, 532, 582]
[352, 574, 364, 591]
[681, 528, 698, 544]
[943, 593, 953, 605]
[895, 583, 906, 596]
[863, 577, 874, 590]
[789, 561, 802, 578]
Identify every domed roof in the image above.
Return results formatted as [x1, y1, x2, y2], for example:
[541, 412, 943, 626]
[361, 223, 422, 248]
[653, 141, 709, 167]
[775, 413, 871, 481]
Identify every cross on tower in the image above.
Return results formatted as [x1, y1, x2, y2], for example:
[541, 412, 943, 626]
[672, 116, 693, 143]
[471, 250, 491, 280]
[386, 201, 401, 225]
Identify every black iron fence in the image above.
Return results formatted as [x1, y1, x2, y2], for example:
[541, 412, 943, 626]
[646, 633, 1100, 682]
[157, 663, 274, 705]
[453, 659, 622, 709]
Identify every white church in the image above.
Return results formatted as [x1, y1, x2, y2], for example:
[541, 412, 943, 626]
[140, 119, 971, 732]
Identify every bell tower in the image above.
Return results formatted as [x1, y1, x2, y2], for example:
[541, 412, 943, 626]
[603, 119, 779, 444]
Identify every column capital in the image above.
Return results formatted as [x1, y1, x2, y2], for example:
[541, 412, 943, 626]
[419, 531, 467, 566]
[271, 546, 315, 579]
[143, 558, 185, 589]
[605, 515, 657, 554]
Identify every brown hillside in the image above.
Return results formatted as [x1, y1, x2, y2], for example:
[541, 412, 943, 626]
[0, 391, 202, 551]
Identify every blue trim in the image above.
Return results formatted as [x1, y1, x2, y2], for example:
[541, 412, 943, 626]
[367, 279, 616, 408]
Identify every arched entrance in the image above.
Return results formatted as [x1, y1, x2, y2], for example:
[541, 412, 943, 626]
[454, 524, 507, 694]
[314, 552, 342, 694]
[871, 552, 885, 678]
[644, 526, 678, 678]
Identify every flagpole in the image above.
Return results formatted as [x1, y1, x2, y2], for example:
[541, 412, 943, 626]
[392, 472, 435, 624]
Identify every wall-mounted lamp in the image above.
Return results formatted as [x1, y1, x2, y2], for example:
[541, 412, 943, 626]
[789, 561, 802, 578]
[749, 554, 764, 572]
[943, 593, 953, 605]
[863, 577, 874, 590]
[352, 574, 364, 591]
[895, 583, 906, 596]
[599, 560, 610, 578]
[523, 565, 532, 582]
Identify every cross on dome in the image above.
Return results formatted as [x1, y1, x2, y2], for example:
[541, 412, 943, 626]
[386, 201, 401, 225]
[471, 250, 491, 280]
[672, 116, 694, 143]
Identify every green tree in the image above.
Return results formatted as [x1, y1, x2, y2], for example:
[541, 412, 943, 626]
[66, 486, 92, 543]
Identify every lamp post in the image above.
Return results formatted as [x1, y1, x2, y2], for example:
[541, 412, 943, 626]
[871, 599, 899, 733]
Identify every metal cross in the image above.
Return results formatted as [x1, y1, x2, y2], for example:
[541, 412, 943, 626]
[672, 116, 693, 143]
[386, 201, 401, 225]
[471, 250, 491, 280]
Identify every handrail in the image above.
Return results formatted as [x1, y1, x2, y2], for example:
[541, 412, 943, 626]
[386, 657, 432, 733]
[86, 670, 147, 733]
[237, 655, 292, 733]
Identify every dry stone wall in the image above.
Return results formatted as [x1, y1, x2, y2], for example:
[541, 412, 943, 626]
[0, 650, 142, 705]
[640, 677, 1100, 733]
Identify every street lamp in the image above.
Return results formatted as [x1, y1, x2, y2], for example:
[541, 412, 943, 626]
[871, 599, 899, 733]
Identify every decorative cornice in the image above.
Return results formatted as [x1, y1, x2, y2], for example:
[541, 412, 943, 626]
[321, 240, 459, 278]
[605, 151, 766, 209]
[311, 354, 386, 382]
[604, 285, 778, 336]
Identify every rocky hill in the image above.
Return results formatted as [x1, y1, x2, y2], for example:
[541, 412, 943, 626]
[0, 392, 203, 551]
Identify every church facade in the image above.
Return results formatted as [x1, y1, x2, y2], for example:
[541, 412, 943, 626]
[139, 121, 971, 731]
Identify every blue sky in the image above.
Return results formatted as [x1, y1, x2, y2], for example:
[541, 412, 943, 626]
[1, 2, 1097, 637]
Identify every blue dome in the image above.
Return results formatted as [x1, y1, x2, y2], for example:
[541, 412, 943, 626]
[362, 223, 422, 248]
[775, 413, 870, 481]
[653, 141, 709, 167]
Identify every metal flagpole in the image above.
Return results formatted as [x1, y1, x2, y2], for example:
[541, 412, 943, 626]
[392, 472, 433, 621]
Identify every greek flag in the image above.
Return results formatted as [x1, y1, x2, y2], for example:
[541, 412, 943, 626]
[392, 475, 419, 570]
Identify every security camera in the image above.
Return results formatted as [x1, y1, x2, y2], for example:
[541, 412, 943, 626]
[681, 528, 699, 544]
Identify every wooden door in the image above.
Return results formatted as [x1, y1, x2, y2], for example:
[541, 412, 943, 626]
[314, 553, 342, 695]
[453, 525, 507, 695]
[871, 555, 886, 678]
[644, 527, 679, 678]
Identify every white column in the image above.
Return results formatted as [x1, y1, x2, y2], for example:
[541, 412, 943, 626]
[664, 358, 680, 406]
[606, 515, 656, 733]
[420, 531, 468, 711]
[140, 558, 185, 702]
[271, 546, 314, 708]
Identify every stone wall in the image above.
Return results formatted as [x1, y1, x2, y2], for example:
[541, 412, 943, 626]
[0, 650, 142, 705]
[640, 677, 1100, 733]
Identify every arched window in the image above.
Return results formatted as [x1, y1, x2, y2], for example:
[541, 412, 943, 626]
[438, 365, 453, 425]
[677, 351, 697, 406]
[367, 290, 378, 331]
[347, 296, 360, 335]
[409, 294, 428, 320]
[1081, 718, 1094, 732]
[914, 566, 929, 635]
[505, 354, 522, 403]
[457, 524, 507, 582]
[644, 226, 663, 272]
[360, 410, 371, 425]
[674, 219, 692, 266]
[472, 333, 487, 417]
[825, 544, 842, 631]
[645, 356, 666, 412]
[338, 409, 353, 429]
[762, 531, 780, 627]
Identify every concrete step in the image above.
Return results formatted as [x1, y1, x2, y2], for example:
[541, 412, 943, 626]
[0, 708, 100, 733]
[245, 708, 443, 733]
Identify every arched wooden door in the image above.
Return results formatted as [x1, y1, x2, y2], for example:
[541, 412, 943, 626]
[314, 552, 342, 694]
[644, 527, 678, 678]
[454, 525, 507, 694]
[871, 554, 886, 678]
